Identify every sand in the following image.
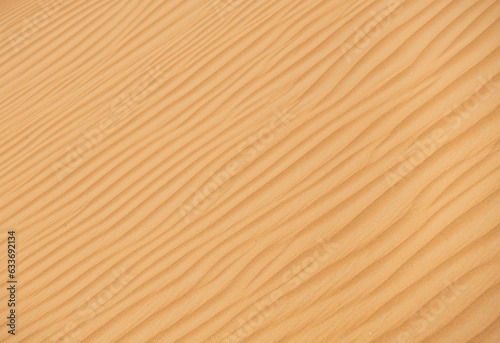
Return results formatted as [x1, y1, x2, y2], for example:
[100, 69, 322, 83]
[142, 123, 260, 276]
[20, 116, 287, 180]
[0, 0, 499, 342]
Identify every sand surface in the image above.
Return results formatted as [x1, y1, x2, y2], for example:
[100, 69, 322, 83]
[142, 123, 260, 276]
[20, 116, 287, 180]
[0, 0, 499, 342]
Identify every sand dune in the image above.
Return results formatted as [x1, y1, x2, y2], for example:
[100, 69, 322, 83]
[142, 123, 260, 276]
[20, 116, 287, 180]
[0, 0, 499, 342]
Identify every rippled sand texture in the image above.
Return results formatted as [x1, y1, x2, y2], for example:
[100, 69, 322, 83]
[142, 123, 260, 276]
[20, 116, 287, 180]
[0, 0, 500, 342]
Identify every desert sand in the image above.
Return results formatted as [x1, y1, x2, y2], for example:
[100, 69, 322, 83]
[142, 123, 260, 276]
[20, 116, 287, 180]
[0, 0, 499, 342]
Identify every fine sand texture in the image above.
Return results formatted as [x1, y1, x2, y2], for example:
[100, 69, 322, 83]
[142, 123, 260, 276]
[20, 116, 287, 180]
[1, 0, 500, 342]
